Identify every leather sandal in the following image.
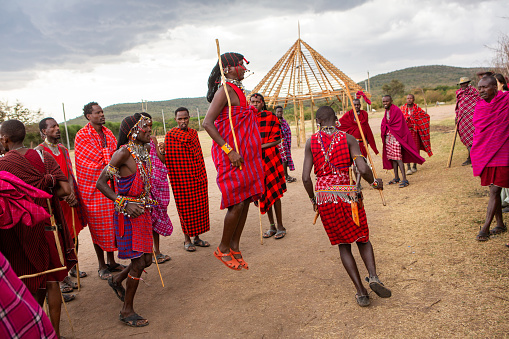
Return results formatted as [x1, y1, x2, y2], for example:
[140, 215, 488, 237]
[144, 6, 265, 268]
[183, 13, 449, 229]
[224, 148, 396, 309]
[213, 247, 241, 271]
[230, 250, 248, 270]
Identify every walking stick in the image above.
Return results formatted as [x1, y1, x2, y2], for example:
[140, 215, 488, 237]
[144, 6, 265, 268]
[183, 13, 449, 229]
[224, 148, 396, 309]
[19, 267, 67, 280]
[152, 248, 165, 287]
[313, 211, 320, 225]
[46, 199, 65, 266]
[258, 203, 263, 245]
[215, 39, 242, 170]
[60, 290, 76, 339]
[447, 123, 459, 168]
[71, 208, 80, 291]
[345, 91, 386, 206]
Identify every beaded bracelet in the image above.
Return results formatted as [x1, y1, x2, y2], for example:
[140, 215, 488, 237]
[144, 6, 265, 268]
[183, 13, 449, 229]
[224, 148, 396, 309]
[221, 143, 233, 155]
[310, 196, 316, 205]
[106, 164, 120, 180]
[352, 155, 365, 162]
[370, 180, 380, 189]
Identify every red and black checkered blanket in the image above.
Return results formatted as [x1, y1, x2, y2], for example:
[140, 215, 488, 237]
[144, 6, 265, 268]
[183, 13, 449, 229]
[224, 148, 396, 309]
[257, 110, 287, 213]
[455, 85, 479, 148]
[165, 128, 210, 237]
[400, 104, 433, 156]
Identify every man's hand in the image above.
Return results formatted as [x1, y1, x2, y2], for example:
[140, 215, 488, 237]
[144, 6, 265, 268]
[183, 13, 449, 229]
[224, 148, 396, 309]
[124, 202, 145, 218]
[227, 150, 244, 168]
[158, 142, 165, 154]
[313, 203, 318, 212]
[64, 192, 78, 207]
[372, 178, 383, 190]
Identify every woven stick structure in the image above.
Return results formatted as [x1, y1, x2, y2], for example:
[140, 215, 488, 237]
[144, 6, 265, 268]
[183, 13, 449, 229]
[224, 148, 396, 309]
[251, 28, 368, 145]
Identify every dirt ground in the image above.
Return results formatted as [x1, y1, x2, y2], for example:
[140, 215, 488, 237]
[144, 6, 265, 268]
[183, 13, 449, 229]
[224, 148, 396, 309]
[59, 104, 509, 338]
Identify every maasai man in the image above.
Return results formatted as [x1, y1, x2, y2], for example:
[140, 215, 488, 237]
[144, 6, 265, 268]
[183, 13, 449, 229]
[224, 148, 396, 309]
[165, 107, 210, 252]
[455, 77, 480, 166]
[381, 95, 425, 188]
[146, 114, 173, 263]
[97, 113, 156, 327]
[494, 74, 509, 215]
[250, 93, 287, 239]
[0, 120, 77, 338]
[75, 102, 124, 280]
[302, 106, 390, 307]
[470, 76, 509, 241]
[0, 250, 56, 339]
[38, 117, 88, 291]
[400, 94, 433, 175]
[338, 98, 379, 158]
[203, 52, 264, 270]
[275, 105, 297, 183]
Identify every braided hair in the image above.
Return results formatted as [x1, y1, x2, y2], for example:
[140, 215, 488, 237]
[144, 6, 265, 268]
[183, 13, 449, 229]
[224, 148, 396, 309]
[250, 93, 268, 111]
[207, 52, 245, 103]
[117, 113, 143, 149]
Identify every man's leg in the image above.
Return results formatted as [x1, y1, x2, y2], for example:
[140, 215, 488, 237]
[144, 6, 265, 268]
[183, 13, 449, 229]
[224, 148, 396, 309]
[479, 185, 504, 238]
[230, 200, 251, 252]
[47, 281, 62, 337]
[153, 231, 161, 256]
[357, 241, 391, 298]
[273, 199, 286, 238]
[119, 254, 152, 326]
[463, 146, 472, 166]
[391, 160, 400, 182]
[218, 200, 248, 256]
[338, 244, 368, 296]
[106, 251, 120, 267]
[396, 160, 407, 182]
[283, 161, 289, 178]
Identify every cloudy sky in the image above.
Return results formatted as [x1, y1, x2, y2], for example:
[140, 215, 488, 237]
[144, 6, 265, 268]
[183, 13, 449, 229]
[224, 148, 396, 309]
[1, 0, 508, 122]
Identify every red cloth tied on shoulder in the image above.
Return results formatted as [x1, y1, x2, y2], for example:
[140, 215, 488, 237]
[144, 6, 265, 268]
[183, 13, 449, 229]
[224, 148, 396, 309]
[356, 91, 371, 105]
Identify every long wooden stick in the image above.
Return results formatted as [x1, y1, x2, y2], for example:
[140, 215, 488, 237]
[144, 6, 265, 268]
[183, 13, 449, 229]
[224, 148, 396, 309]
[60, 289, 76, 338]
[71, 208, 80, 291]
[345, 91, 386, 206]
[47, 199, 65, 265]
[313, 211, 320, 225]
[153, 248, 164, 287]
[447, 123, 459, 168]
[19, 267, 67, 280]
[215, 39, 242, 170]
[258, 203, 263, 245]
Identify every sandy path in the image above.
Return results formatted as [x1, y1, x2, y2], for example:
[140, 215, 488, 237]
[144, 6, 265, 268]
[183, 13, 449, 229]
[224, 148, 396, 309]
[59, 104, 509, 338]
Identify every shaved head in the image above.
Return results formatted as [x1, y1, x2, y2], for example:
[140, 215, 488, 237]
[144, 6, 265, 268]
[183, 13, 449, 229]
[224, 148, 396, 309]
[316, 106, 336, 122]
[0, 120, 25, 143]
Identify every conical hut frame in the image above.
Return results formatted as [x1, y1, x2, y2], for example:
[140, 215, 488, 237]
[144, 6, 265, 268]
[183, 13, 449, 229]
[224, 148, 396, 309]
[251, 35, 369, 146]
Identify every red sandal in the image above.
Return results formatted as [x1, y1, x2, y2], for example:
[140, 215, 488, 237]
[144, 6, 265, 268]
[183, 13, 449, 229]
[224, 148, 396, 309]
[213, 247, 241, 271]
[230, 250, 248, 270]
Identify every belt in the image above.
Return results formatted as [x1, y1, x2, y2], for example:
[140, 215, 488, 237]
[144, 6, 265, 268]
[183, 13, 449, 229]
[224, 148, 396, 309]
[45, 224, 62, 231]
[357, 139, 364, 142]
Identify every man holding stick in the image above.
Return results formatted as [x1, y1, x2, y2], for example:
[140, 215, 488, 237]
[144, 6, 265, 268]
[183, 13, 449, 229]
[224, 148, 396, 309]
[203, 52, 264, 270]
[302, 106, 390, 307]
[0, 119, 77, 338]
[455, 77, 479, 166]
[470, 76, 509, 241]
[38, 117, 88, 291]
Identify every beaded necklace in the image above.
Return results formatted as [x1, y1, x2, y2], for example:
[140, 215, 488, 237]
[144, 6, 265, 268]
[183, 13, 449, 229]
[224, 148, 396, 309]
[44, 138, 60, 155]
[225, 78, 245, 96]
[317, 128, 349, 173]
[125, 140, 154, 205]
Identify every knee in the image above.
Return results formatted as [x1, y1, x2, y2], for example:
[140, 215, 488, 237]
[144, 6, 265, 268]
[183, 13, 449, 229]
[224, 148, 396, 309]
[131, 259, 145, 274]
[144, 256, 152, 268]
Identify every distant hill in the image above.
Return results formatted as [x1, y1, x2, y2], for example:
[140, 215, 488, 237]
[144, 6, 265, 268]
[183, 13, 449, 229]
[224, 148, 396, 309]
[359, 65, 485, 97]
[67, 65, 486, 125]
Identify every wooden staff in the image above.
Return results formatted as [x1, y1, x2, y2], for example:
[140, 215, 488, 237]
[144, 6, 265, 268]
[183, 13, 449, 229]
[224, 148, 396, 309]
[258, 203, 263, 245]
[447, 123, 459, 168]
[71, 208, 80, 291]
[345, 91, 386, 206]
[46, 199, 65, 266]
[19, 266, 67, 280]
[152, 248, 165, 287]
[60, 290, 76, 338]
[215, 39, 242, 170]
[313, 211, 320, 225]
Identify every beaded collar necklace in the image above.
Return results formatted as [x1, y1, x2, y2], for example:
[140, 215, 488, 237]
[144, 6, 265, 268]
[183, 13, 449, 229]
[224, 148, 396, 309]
[225, 78, 245, 95]
[317, 128, 348, 173]
[44, 138, 60, 155]
[126, 140, 152, 202]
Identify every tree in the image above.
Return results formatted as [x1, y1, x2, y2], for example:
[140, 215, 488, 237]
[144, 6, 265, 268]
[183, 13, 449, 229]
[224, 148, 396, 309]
[0, 100, 42, 125]
[381, 79, 405, 98]
[491, 33, 509, 77]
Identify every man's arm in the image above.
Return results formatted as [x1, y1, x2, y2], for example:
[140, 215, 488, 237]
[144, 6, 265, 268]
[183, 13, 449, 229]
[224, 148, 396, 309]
[302, 138, 317, 211]
[261, 138, 282, 149]
[202, 85, 243, 167]
[346, 134, 383, 190]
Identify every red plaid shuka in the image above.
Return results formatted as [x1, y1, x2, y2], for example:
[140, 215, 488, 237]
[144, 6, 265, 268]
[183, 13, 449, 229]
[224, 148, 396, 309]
[256, 110, 287, 213]
[113, 164, 153, 260]
[400, 104, 433, 156]
[0, 150, 77, 293]
[0, 252, 57, 339]
[311, 130, 369, 245]
[165, 127, 210, 237]
[211, 83, 264, 209]
[455, 85, 480, 148]
[40, 144, 87, 237]
[75, 123, 117, 252]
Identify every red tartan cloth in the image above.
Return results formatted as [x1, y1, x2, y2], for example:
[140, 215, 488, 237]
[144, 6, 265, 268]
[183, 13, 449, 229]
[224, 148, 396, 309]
[113, 166, 153, 259]
[311, 130, 369, 245]
[338, 109, 379, 156]
[381, 105, 425, 169]
[0, 252, 57, 339]
[256, 110, 287, 213]
[400, 104, 433, 156]
[41, 145, 86, 237]
[75, 123, 117, 251]
[211, 83, 264, 209]
[385, 132, 402, 160]
[471, 91, 509, 176]
[0, 150, 76, 293]
[165, 127, 210, 237]
[455, 85, 479, 148]
[0, 171, 51, 230]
